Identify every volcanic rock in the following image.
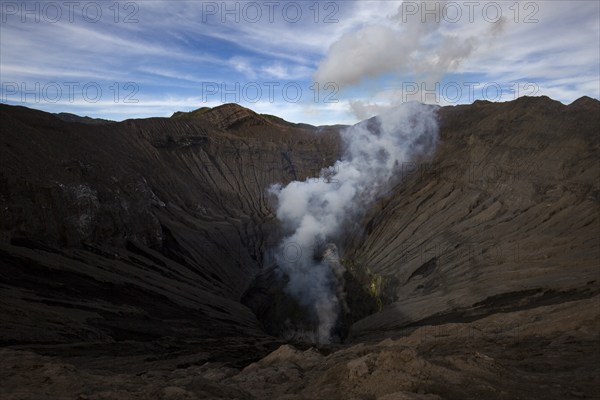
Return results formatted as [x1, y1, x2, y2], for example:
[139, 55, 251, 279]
[0, 96, 598, 399]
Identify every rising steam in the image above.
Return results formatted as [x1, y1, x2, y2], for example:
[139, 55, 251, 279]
[269, 102, 439, 343]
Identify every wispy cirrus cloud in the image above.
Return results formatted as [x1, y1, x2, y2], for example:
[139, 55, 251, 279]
[0, 1, 598, 125]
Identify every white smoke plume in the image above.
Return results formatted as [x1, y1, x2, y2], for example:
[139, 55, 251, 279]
[269, 102, 439, 343]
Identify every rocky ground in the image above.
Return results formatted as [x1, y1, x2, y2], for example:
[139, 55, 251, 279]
[2, 296, 598, 399]
[0, 97, 598, 399]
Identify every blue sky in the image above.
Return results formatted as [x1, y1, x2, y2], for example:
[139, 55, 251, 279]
[1, 0, 598, 125]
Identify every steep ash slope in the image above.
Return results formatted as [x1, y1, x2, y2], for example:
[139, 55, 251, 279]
[346, 96, 600, 341]
[0, 103, 340, 356]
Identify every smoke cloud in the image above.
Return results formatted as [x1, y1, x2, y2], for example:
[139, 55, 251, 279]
[269, 102, 439, 343]
[268, 1, 500, 344]
[314, 1, 508, 110]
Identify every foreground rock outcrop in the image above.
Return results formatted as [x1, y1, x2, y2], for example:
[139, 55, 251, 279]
[0, 96, 598, 399]
[1, 296, 597, 399]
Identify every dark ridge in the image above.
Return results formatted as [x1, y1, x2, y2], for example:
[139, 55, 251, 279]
[171, 106, 212, 119]
[568, 95, 600, 110]
[55, 112, 115, 125]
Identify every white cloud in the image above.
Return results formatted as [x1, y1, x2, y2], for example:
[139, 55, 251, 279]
[261, 63, 313, 80]
[228, 56, 257, 78]
[1, 0, 597, 124]
[314, 0, 599, 115]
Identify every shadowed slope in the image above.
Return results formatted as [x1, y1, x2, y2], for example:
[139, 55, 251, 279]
[0, 103, 341, 352]
[346, 96, 600, 341]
